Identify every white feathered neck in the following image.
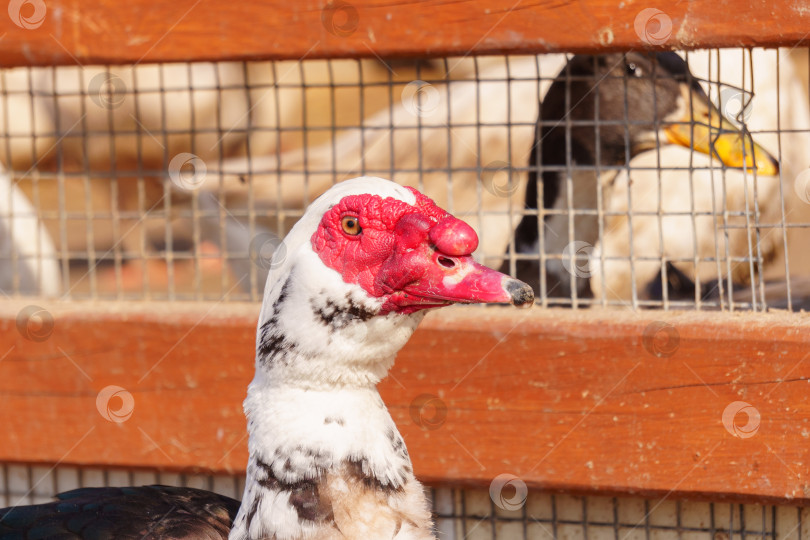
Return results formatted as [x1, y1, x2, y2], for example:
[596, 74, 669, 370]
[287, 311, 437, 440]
[229, 178, 435, 540]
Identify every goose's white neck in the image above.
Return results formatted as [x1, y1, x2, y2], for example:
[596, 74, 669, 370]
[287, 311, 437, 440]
[229, 259, 435, 540]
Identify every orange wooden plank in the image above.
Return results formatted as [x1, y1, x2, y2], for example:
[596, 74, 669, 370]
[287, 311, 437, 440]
[0, 301, 809, 504]
[0, 0, 807, 67]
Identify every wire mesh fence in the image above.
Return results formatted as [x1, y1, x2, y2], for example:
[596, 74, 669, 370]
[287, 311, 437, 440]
[1, 48, 809, 539]
[2, 464, 808, 540]
[1, 49, 807, 310]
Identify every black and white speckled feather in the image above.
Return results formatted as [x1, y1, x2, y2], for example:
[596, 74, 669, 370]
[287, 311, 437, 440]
[0, 486, 239, 540]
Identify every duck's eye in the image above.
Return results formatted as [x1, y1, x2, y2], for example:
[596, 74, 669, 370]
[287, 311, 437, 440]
[626, 62, 643, 78]
[341, 216, 362, 235]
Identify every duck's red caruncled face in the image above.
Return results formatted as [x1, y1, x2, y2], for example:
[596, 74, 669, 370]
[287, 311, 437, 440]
[311, 187, 533, 314]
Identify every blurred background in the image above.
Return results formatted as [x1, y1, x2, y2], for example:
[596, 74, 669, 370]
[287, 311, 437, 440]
[3, 50, 809, 311]
[1, 2, 810, 539]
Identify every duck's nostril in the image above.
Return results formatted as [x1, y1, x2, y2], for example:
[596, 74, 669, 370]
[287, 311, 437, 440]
[438, 256, 456, 269]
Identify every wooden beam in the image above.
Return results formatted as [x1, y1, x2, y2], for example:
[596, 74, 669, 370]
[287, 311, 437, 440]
[0, 301, 809, 504]
[0, 1, 807, 67]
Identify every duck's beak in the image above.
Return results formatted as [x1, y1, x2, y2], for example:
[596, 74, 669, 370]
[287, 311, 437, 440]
[663, 84, 779, 176]
[400, 253, 535, 308]
[379, 214, 535, 312]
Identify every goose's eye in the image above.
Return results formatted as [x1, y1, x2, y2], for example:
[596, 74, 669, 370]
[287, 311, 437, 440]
[626, 62, 643, 78]
[341, 216, 362, 236]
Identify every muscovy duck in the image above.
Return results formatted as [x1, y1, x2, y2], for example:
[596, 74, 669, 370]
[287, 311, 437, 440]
[0, 177, 533, 540]
[507, 52, 779, 302]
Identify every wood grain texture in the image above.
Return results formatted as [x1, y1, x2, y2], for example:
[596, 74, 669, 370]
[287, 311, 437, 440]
[0, 0, 808, 67]
[1, 301, 809, 504]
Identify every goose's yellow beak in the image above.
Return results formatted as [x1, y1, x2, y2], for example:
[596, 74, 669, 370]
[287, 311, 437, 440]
[664, 85, 779, 176]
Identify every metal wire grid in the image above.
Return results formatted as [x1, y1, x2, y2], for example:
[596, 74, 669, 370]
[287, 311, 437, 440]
[0, 463, 244, 506]
[0, 50, 808, 310]
[0, 51, 807, 540]
[515, 49, 808, 312]
[2, 464, 808, 540]
[435, 490, 809, 540]
[0, 55, 544, 303]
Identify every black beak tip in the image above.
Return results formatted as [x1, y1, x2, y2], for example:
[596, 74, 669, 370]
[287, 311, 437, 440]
[506, 279, 535, 308]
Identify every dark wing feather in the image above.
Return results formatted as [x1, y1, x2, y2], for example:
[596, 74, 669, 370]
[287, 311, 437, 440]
[0, 485, 240, 540]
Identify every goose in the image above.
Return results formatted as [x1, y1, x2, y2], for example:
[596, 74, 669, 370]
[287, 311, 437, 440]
[0, 177, 534, 540]
[505, 52, 779, 303]
[591, 48, 808, 306]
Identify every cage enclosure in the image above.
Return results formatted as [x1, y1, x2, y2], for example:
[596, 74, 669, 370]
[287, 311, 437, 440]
[1, 1, 809, 539]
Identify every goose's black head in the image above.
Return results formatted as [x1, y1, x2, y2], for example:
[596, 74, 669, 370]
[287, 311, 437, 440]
[539, 52, 698, 168]
[533, 52, 688, 213]
[508, 52, 779, 302]
[536, 52, 777, 190]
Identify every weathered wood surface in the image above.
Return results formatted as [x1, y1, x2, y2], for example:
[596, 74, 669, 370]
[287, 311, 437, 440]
[0, 1, 807, 67]
[1, 301, 808, 503]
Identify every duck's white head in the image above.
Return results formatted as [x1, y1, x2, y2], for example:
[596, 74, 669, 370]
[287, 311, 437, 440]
[254, 176, 533, 388]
